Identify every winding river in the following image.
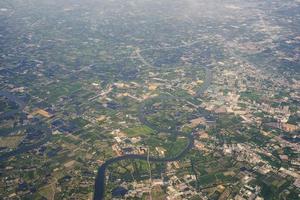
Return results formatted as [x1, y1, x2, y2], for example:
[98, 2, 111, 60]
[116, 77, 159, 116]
[93, 66, 212, 200]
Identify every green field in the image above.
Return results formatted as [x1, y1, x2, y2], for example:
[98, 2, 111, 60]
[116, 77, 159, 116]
[124, 125, 155, 137]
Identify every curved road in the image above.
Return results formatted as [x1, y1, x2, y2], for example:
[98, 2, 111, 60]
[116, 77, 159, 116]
[93, 48, 212, 199]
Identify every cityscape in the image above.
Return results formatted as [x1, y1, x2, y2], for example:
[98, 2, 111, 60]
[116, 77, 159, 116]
[0, 0, 299, 200]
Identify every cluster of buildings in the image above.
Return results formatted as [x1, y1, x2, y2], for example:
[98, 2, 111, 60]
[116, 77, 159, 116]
[115, 162, 206, 200]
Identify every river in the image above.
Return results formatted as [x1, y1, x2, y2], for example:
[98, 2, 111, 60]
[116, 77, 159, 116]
[93, 66, 212, 200]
